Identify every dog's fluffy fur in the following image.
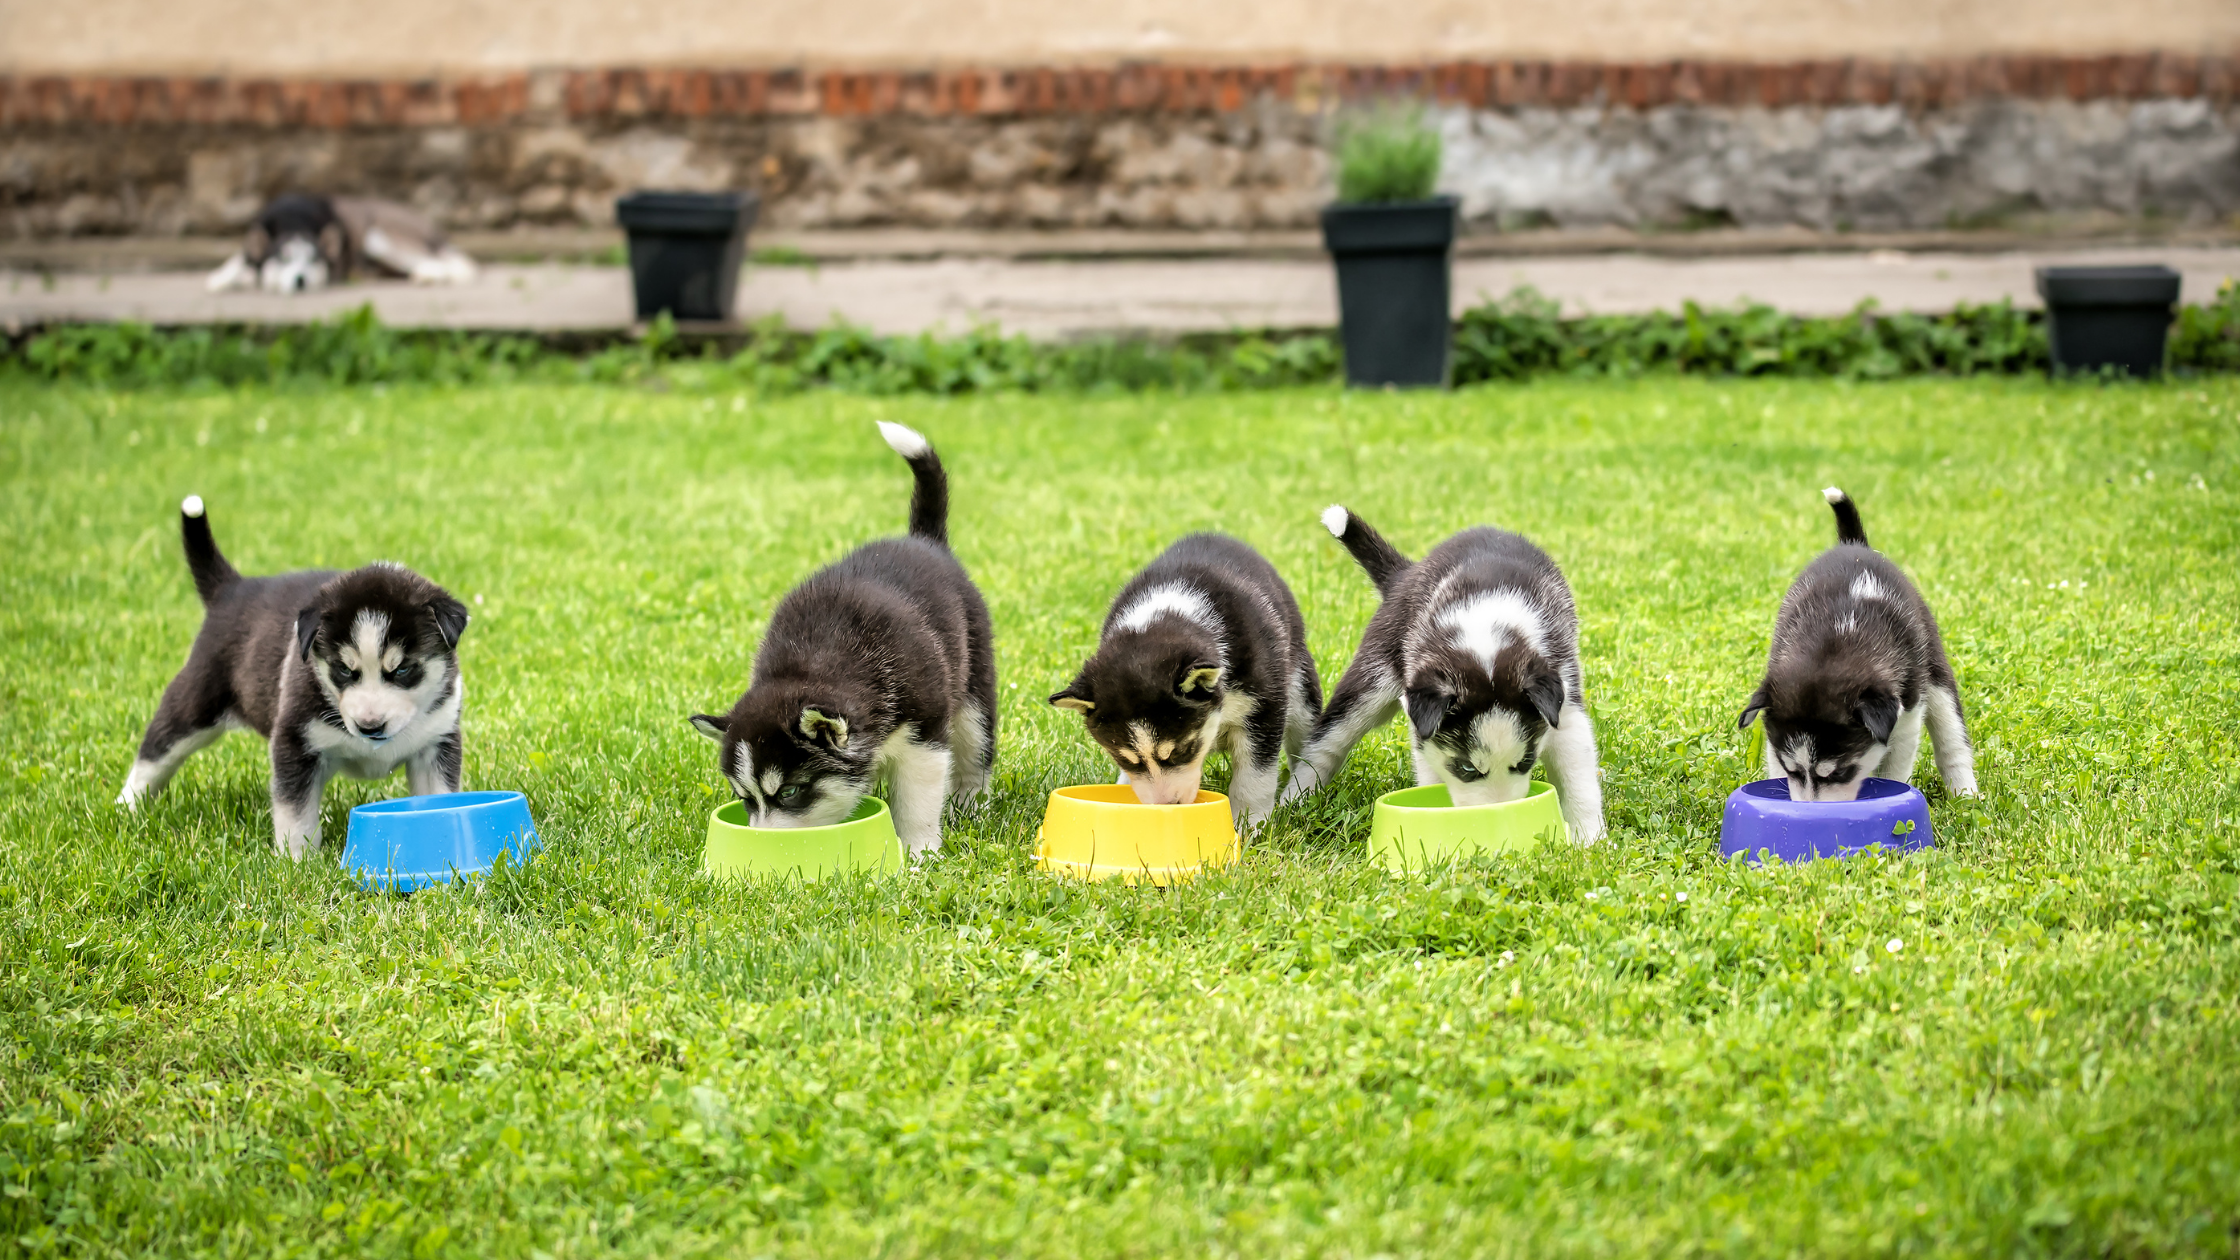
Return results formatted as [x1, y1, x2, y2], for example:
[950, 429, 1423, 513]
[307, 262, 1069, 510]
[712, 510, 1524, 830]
[118, 497, 470, 856]
[1739, 488, 1978, 801]
[1281, 506, 1605, 842]
[207, 194, 477, 293]
[689, 423, 996, 856]
[1049, 533, 1320, 829]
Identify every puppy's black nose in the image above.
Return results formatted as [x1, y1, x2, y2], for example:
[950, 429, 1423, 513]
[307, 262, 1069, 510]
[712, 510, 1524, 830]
[293, 274, 307, 291]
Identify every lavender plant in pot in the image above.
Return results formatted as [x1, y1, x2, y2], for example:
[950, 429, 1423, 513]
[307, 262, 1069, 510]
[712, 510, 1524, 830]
[1320, 104, 1458, 388]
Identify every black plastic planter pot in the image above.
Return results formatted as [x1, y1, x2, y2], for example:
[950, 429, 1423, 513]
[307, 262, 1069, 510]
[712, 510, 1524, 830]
[1321, 196, 1458, 388]
[2035, 264, 2181, 378]
[615, 190, 760, 323]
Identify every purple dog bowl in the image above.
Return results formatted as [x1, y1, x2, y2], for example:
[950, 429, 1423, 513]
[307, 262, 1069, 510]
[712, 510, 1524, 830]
[1719, 778, 1933, 863]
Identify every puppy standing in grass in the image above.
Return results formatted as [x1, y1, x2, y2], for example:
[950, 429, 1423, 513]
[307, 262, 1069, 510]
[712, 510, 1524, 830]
[118, 498, 471, 856]
[1280, 507, 1605, 843]
[1739, 488, 1977, 801]
[690, 423, 996, 856]
[1048, 534, 1321, 830]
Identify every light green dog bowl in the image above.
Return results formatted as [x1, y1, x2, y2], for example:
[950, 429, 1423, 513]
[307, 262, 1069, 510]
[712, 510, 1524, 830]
[1369, 780, 1569, 872]
[704, 796, 904, 881]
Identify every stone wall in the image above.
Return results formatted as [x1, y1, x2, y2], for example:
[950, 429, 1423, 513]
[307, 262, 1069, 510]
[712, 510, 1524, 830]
[3, 58, 2236, 238]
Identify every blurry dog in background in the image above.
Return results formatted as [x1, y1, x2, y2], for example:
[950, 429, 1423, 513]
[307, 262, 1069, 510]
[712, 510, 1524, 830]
[206, 194, 477, 293]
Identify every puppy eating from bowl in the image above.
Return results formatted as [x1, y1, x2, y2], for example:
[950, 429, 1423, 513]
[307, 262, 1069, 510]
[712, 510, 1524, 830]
[1279, 506, 1605, 843]
[1048, 533, 1321, 831]
[117, 497, 471, 856]
[688, 422, 997, 858]
[1738, 487, 1978, 802]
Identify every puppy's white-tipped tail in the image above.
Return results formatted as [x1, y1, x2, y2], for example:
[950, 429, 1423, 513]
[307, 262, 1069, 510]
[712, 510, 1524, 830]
[876, 421, 930, 459]
[181, 494, 205, 518]
[1822, 486, 1869, 547]
[1320, 504, 1349, 539]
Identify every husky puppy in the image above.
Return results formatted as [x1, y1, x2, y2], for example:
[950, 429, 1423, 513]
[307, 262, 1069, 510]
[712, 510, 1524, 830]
[1280, 507, 1605, 842]
[206, 193, 478, 293]
[117, 497, 470, 857]
[1739, 488, 1977, 801]
[689, 423, 995, 856]
[1048, 533, 1320, 829]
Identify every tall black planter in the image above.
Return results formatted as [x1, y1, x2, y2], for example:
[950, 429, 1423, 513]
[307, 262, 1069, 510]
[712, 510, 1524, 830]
[615, 190, 760, 323]
[1321, 196, 1458, 388]
[2035, 264, 2180, 378]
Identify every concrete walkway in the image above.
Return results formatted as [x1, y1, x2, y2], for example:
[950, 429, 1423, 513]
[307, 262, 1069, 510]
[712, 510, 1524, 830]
[6, 240, 2236, 338]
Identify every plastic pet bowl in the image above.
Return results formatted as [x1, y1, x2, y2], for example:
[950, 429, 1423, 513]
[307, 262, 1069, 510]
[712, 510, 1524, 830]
[1033, 785, 1239, 885]
[1369, 780, 1569, 872]
[1719, 778, 1933, 863]
[704, 795, 903, 881]
[343, 791, 541, 892]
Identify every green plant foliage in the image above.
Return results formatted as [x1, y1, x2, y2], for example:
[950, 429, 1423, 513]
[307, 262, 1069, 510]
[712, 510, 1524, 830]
[1334, 102, 1443, 204]
[11, 284, 2240, 394]
[2, 379, 2237, 1257]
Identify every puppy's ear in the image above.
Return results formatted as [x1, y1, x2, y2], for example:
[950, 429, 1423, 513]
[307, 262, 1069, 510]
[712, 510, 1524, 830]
[295, 607, 320, 662]
[1404, 684, 1455, 742]
[1856, 690, 1900, 745]
[1738, 684, 1768, 729]
[428, 595, 470, 650]
[1048, 678, 1095, 714]
[799, 706, 850, 748]
[1176, 662, 1223, 701]
[687, 714, 728, 742]
[1524, 666, 1566, 729]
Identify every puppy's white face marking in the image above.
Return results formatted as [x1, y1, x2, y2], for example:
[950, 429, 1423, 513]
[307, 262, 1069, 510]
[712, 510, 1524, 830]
[259, 236, 329, 293]
[325, 610, 435, 742]
[1850, 572, 1887, 601]
[1114, 585, 1217, 635]
[1776, 733, 1877, 802]
[760, 767, 782, 797]
[1437, 708, 1536, 807]
[728, 744, 756, 802]
[1435, 591, 1546, 674]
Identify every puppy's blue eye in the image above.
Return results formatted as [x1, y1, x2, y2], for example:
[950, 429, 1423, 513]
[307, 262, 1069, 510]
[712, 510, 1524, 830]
[333, 667, 359, 687]
[1451, 762, 1486, 782]
[775, 784, 805, 804]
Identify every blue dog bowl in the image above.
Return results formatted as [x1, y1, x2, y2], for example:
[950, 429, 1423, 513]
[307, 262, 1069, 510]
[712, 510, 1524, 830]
[1719, 778, 1932, 864]
[342, 791, 541, 891]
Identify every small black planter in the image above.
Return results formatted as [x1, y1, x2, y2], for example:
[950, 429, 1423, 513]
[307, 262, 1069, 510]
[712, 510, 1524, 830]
[615, 190, 760, 323]
[1321, 196, 1458, 388]
[2035, 264, 2181, 378]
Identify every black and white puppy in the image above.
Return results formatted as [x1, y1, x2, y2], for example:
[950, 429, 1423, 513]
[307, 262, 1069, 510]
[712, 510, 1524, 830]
[689, 423, 996, 857]
[1739, 488, 1977, 801]
[1280, 507, 1605, 842]
[1048, 533, 1320, 829]
[117, 497, 470, 857]
[206, 193, 477, 293]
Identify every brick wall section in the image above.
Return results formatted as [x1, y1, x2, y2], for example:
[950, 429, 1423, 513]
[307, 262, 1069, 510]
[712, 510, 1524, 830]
[5, 54, 2237, 128]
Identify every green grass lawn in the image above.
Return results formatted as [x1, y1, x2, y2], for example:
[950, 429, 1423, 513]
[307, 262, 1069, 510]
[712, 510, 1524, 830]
[3, 378, 2238, 1258]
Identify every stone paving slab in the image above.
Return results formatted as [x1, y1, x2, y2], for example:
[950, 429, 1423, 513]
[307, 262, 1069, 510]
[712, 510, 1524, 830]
[5, 246, 2236, 339]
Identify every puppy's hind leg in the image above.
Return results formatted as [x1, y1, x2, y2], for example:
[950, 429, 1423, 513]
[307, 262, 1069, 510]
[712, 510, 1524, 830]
[945, 701, 993, 811]
[119, 672, 234, 808]
[1923, 685, 1979, 797]
[889, 738, 954, 858]
[1542, 704, 1605, 844]
[1279, 664, 1398, 806]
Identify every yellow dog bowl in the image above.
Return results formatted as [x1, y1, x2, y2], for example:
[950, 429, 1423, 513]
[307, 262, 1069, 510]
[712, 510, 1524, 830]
[704, 796, 903, 881]
[1033, 785, 1239, 885]
[1369, 780, 1569, 872]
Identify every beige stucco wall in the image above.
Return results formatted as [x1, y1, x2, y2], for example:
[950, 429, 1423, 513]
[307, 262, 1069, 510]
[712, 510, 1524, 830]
[4, 0, 2235, 77]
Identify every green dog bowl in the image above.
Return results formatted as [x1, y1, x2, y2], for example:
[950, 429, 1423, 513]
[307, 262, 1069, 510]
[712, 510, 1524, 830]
[1369, 780, 1569, 872]
[704, 796, 903, 881]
